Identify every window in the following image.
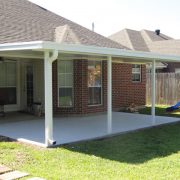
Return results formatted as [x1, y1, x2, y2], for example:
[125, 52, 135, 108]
[58, 60, 74, 107]
[132, 64, 141, 82]
[88, 61, 102, 105]
[175, 68, 180, 74]
[0, 61, 17, 104]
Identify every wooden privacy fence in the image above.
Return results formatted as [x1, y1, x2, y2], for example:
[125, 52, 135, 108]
[146, 73, 180, 105]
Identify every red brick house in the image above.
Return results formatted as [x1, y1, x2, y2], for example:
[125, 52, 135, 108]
[0, 0, 146, 115]
[1, 0, 179, 146]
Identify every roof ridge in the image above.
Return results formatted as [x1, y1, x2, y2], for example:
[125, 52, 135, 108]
[55, 25, 80, 44]
[124, 29, 136, 50]
[140, 30, 153, 42]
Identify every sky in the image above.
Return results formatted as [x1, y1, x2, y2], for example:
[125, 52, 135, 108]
[29, 0, 180, 39]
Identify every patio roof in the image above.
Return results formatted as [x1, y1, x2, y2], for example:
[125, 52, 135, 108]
[0, 41, 180, 63]
[0, 41, 180, 147]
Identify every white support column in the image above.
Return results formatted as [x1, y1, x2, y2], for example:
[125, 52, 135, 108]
[107, 56, 112, 134]
[151, 59, 156, 125]
[44, 50, 58, 147]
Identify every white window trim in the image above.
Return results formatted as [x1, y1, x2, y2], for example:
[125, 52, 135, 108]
[175, 68, 180, 74]
[132, 64, 142, 83]
[88, 60, 103, 106]
[0, 59, 21, 112]
[57, 59, 74, 108]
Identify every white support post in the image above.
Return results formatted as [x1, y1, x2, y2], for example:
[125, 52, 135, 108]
[151, 60, 156, 125]
[44, 50, 58, 147]
[107, 56, 112, 134]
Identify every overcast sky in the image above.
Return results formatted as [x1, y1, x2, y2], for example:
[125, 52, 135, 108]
[29, 0, 180, 39]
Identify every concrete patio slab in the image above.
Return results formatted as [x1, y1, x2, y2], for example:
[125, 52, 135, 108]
[0, 165, 11, 174]
[0, 112, 179, 147]
[0, 170, 29, 180]
[28, 178, 45, 180]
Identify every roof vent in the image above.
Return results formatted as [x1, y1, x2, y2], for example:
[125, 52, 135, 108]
[92, 22, 95, 32]
[155, 29, 160, 35]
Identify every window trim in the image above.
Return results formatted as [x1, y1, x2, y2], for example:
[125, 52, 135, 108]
[0, 60, 17, 105]
[88, 60, 103, 107]
[132, 64, 142, 83]
[57, 59, 74, 108]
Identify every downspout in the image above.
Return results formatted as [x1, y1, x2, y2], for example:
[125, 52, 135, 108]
[44, 49, 58, 147]
[48, 49, 59, 63]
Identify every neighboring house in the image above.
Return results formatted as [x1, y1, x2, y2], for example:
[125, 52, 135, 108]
[109, 28, 180, 73]
[0, 0, 146, 115]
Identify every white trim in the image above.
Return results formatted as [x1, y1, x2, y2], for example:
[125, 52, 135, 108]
[57, 59, 74, 108]
[107, 56, 112, 134]
[0, 41, 43, 51]
[42, 42, 180, 62]
[1, 41, 180, 63]
[88, 60, 103, 106]
[0, 60, 21, 112]
[151, 60, 156, 125]
[132, 64, 142, 83]
[44, 50, 58, 147]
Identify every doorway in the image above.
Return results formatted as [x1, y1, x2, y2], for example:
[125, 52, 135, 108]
[21, 62, 34, 111]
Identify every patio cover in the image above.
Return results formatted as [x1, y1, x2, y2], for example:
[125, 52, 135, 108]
[1, 41, 180, 147]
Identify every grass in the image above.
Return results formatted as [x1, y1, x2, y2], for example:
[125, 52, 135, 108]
[0, 122, 180, 180]
[139, 105, 180, 118]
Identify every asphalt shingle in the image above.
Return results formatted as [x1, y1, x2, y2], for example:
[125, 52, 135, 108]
[0, 0, 127, 50]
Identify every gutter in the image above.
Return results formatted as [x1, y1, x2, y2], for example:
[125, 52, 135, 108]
[0, 41, 180, 62]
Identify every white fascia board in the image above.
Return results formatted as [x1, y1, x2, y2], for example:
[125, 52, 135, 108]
[0, 41, 43, 51]
[42, 41, 180, 62]
[1, 41, 180, 63]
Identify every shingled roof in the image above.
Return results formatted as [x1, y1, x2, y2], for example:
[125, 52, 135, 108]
[0, 0, 127, 49]
[109, 28, 173, 52]
[148, 39, 180, 56]
[109, 28, 178, 69]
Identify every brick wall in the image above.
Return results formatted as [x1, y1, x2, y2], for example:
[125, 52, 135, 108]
[52, 60, 146, 115]
[112, 63, 146, 109]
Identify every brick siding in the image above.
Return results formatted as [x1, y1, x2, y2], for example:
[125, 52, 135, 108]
[112, 63, 146, 109]
[52, 60, 146, 115]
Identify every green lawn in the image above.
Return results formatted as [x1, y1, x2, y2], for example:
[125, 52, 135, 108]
[0, 122, 180, 180]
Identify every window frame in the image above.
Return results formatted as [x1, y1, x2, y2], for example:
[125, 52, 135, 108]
[132, 64, 142, 83]
[57, 59, 74, 108]
[0, 60, 17, 105]
[175, 68, 180, 74]
[88, 60, 103, 106]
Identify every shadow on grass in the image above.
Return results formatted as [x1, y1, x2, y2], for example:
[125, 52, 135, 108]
[64, 122, 180, 164]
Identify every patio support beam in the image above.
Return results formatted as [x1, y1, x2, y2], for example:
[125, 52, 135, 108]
[107, 56, 112, 134]
[44, 49, 58, 147]
[151, 59, 156, 125]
